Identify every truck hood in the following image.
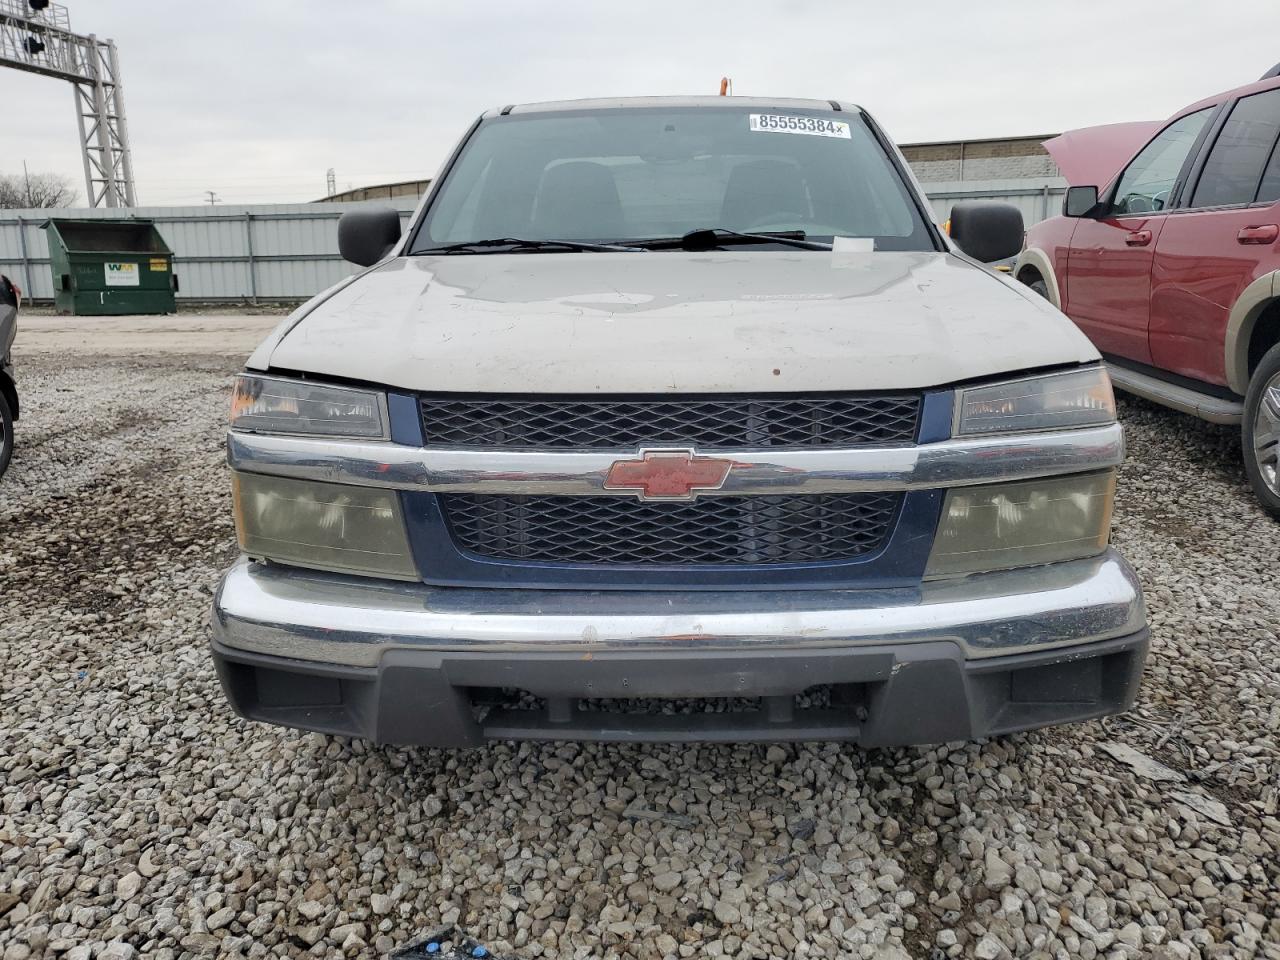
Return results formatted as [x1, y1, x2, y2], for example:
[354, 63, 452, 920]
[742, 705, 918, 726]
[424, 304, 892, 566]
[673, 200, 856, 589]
[262, 251, 1098, 393]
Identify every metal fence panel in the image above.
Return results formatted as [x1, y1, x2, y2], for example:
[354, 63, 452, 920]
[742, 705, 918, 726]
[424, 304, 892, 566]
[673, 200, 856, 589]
[0, 200, 418, 302]
[923, 178, 1067, 226]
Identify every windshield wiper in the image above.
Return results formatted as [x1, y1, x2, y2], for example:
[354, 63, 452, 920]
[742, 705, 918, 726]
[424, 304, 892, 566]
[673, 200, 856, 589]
[415, 237, 641, 255]
[621, 228, 832, 252]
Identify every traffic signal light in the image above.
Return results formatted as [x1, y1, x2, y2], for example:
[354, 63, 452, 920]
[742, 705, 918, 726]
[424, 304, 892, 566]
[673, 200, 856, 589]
[24, 35, 44, 54]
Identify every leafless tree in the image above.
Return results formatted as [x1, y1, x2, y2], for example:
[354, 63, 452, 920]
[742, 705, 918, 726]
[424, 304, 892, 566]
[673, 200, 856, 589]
[0, 172, 78, 209]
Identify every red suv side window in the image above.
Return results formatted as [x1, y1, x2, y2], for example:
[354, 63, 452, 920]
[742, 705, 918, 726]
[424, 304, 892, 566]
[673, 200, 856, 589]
[1190, 88, 1280, 208]
[1109, 109, 1213, 215]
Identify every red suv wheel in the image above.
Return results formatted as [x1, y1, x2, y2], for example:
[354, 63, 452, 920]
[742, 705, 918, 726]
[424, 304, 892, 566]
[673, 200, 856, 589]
[1243, 342, 1280, 517]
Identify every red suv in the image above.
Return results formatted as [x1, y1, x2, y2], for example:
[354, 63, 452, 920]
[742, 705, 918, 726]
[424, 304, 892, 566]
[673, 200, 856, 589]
[1017, 70, 1280, 516]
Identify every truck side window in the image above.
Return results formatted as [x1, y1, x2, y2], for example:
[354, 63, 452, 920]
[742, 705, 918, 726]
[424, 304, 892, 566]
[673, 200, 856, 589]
[1110, 108, 1213, 215]
[1190, 89, 1280, 208]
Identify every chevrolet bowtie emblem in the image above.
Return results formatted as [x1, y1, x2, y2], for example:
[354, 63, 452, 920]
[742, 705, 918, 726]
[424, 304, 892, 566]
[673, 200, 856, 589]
[603, 448, 734, 501]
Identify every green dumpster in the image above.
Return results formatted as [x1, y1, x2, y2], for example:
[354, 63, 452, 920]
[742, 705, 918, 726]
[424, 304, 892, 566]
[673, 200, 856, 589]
[42, 219, 177, 316]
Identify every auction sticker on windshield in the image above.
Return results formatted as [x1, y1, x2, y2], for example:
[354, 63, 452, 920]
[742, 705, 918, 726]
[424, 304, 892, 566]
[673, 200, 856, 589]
[749, 114, 851, 138]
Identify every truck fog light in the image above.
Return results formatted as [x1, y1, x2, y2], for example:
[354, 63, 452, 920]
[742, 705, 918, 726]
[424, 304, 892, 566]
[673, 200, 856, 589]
[232, 472, 417, 580]
[925, 471, 1115, 578]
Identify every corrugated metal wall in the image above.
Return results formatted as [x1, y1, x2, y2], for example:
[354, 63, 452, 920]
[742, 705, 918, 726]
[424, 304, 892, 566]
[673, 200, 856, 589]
[924, 179, 1067, 226]
[0, 200, 418, 302]
[0, 181, 1063, 303]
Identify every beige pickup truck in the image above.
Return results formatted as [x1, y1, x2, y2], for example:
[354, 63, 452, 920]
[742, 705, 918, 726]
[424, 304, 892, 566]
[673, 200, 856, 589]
[210, 96, 1147, 748]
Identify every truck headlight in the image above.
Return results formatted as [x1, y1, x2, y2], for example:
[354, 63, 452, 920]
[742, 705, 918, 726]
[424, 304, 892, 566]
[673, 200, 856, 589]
[956, 366, 1115, 435]
[925, 471, 1115, 578]
[230, 374, 387, 439]
[232, 472, 417, 580]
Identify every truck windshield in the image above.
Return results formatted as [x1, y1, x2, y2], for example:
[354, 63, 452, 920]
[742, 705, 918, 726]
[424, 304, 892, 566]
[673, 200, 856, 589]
[411, 106, 936, 252]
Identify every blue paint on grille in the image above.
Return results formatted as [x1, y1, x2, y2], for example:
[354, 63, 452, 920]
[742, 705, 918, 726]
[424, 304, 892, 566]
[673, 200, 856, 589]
[918, 389, 954, 443]
[387, 392, 425, 445]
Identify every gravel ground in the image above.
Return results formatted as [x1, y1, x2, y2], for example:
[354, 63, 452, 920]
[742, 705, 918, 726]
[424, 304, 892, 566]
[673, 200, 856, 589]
[1, 327, 1278, 960]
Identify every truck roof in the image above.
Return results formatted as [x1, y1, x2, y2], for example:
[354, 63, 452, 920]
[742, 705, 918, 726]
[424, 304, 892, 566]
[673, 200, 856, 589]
[483, 96, 863, 118]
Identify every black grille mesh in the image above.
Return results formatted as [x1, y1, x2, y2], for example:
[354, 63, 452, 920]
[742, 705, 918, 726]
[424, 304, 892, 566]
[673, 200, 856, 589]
[440, 493, 901, 566]
[421, 395, 920, 448]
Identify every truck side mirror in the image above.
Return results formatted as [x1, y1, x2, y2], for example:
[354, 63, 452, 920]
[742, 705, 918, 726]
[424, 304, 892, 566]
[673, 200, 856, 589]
[1064, 185, 1100, 218]
[338, 207, 403, 267]
[948, 201, 1024, 264]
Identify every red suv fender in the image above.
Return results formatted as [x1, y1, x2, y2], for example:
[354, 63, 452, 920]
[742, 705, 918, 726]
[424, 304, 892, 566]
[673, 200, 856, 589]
[1226, 270, 1280, 395]
[1013, 247, 1063, 309]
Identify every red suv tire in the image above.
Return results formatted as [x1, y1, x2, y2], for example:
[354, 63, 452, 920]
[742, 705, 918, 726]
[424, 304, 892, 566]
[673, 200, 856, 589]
[1243, 342, 1280, 517]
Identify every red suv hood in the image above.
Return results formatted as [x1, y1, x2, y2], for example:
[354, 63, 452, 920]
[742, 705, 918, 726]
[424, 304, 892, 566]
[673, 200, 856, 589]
[1043, 121, 1161, 188]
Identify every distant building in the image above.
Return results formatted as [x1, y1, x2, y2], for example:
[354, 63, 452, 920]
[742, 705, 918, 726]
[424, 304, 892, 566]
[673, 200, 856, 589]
[901, 134, 1065, 226]
[317, 179, 431, 204]
[900, 135, 1060, 183]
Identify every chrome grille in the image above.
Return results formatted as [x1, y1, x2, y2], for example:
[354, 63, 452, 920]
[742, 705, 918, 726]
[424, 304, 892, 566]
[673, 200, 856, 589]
[440, 493, 901, 566]
[420, 395, 920, 448]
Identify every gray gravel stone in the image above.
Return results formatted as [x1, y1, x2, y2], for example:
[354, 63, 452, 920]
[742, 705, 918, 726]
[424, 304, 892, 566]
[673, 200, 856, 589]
[713, 901, 741, 925]
[984, 849, 1013, 891]
[114, 873, 142, 903]
[652, 871, 682, 893]
[205, 906, 235, 931]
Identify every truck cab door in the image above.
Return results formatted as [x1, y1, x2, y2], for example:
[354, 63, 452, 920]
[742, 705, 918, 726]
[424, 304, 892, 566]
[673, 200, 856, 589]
[1150, 88, 1280, 387]
[1065, 108, 1216, 363]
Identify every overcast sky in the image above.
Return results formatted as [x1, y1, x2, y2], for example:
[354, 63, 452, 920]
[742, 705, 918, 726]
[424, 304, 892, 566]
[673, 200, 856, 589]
[5, 0, 1280, 206]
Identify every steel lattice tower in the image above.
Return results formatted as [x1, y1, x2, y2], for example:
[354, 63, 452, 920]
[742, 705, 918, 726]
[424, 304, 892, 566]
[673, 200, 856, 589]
[0, 0, 136, 207]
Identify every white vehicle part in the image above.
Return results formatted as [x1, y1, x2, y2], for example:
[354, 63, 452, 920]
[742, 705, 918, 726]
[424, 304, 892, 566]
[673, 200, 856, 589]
[1013, 248, 1062, 309]
[268, 251, 1098, 394]
[1225, 270, 1279, 396]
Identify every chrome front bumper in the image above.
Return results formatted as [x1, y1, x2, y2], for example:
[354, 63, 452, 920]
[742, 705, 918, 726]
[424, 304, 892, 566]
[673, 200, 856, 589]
[210, 550, 1147, 745]
[212, 549, 1145, 668]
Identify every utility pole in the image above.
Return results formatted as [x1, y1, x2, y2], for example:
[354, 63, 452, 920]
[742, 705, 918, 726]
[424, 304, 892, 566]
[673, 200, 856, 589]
[0, 0, 136, 207]
[22, 159, 31, 207]
[204, 190, 221, 206]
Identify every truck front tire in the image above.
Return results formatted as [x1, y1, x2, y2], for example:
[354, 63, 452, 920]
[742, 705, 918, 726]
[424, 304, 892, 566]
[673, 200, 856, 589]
[0, 390, 12, 479]
[1243, 342, 1280, 518]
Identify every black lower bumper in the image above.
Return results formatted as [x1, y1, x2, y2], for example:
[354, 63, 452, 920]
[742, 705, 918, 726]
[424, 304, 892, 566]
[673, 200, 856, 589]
[210, 629, 1149, 747]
